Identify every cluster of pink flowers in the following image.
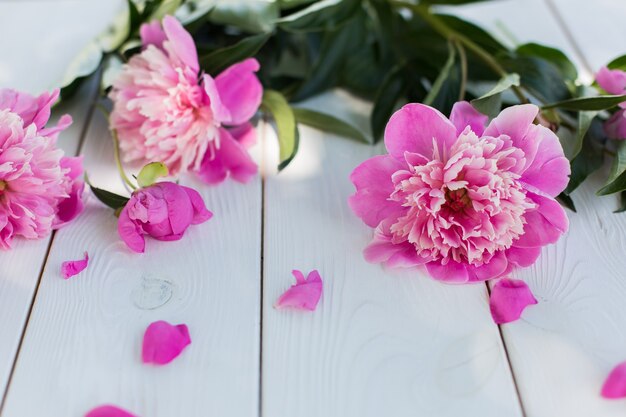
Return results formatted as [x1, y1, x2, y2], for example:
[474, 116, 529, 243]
[109, 16, 261, 184]
[349, 101, 570, 283]
[0, 88, 84, 249]
[596, 66, 626, 139]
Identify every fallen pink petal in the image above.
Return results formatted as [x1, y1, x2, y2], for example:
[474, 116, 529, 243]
[489, 277, 537, 324]
[142, 320, 191, 365]
[274, 270, 323, 311]
[601, 361, 626, 399]
[85, 405, 137, 417]
[61, 252, 89, 279]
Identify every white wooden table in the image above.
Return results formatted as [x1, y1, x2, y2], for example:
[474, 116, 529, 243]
[0, 1, 625, 416]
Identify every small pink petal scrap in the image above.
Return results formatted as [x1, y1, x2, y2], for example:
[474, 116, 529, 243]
[85, 404, 137, 417]
[61, 252, 89, 279]
[274, 270, 323, 311]
[602, 361, 626, 399]
[142, 320, 191, 365]
[489, 278, 537, 324]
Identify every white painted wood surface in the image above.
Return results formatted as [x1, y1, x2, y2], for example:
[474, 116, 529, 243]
[0, 0, 625, 416]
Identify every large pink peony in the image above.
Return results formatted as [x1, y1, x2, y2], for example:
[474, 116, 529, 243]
[596, 66, 626, 139]
[349, 102, 570, 283]
[0, 88, 84, 249]
[109, 15, 261, 184]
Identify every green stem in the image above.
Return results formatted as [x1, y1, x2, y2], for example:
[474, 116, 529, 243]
[111, 128, 137, 190]
[454, 39, 467, 101]
[391, 1, 528, 104]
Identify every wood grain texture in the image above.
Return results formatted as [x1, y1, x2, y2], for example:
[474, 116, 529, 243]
[1, 111, 263, 417]
[261, 91, 522, 417]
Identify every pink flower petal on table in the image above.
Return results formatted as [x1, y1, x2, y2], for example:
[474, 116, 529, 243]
[61, 252, 89, 279]
[274, 270, 323, 311]
[142, 320, 191, 365]
[489, 278, 537, 324]
[602, 361, 626, 399]
[85, 405, 137, 417]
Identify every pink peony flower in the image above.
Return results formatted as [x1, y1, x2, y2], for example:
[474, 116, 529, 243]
[109, 15, 261, 184]
[349, 102, 570, 283]
[596, 66, 626, 139]
[0, 88, 84, 249]
[118, 181, 212, 253]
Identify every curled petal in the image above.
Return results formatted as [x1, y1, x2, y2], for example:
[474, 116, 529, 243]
[385, 103, 457, 161]
[85, 405, 137, 417]
[180, 185, 213, 225]
[215, 58, 262, 125]
[489, 277, 537, 324]
[514, 193, 568, 248]
[596, 67, 626, 96]
[602, 361, 626, 399]
[118, 206, 145, 253]
[520, 125, 570, 197]
[274, 270, 323, 311]
[142, 320, 191, 365]
[162, 15, 199, 72]
[61, 252, 89, 279]
[466, 251, 508, 282]
[450, 101, 488, 136]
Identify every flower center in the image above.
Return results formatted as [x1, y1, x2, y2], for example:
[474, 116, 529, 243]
[0, 180, 6, 192]
[444, 187, 471, 211]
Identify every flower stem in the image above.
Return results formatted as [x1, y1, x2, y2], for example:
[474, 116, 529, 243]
[454, 39, 468, 101]
[111, 128, 137, 190]
[391, 1, 528, 104]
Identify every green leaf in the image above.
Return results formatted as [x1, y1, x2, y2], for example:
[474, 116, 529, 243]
[423, 42, 461, 114]
[607, 54, 626, 71]
[501, 55, 570, 103]
[516, 43, 577, 81]
[101, 54, 124, 94]
[147, 0, 182, 21]
[615, 191, 626, 213]
[199, 32, 270, 75]
[261, 90, 300, 170]
[137, 162, 169, 188]
[559, 111, 598, 160]
[557, 192, 576, 212]
[60, 41, 103, 100]
[127, 0, 142, 36]
[293, 108, 370, 144]
[209, 1, 280, 33]
[422, 0, 495, 4]
[278, 0, 317, 9]
[90, 185, 130, 210]
[565, 118, 605, 194]
[471, 73, 520, 117]
[598, 141, 626, 196]
[543, 94, 626, 111]
[278, 0, 361, 32]
[371, 65, 407, 143]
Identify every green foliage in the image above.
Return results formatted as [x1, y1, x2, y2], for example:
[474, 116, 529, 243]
[261, 90, 300, 170]
[471, 73, 520, 117]
[89, 184, 130, 210]
[293, 108, 370, 144]
[199, 33, 271, 75]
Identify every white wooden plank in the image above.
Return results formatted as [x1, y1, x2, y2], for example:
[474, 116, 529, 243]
[485, 1, 626, 416]
[261, 90, 523, 417]
[1, 110, 263, 416]
[0, 0, 120, 401]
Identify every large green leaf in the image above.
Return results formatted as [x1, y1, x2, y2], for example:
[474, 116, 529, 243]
[199, 32, 271, 75]
[423, 42, 462, 115]
[516, 43, 577, 82]
[371, 65, 407, 143]
[501, 55, 571, 103]
[543, 95, 626, 111]
[278, 0, 362, 32]
[293, 108, 370, 144]
[261, 90, 300, 170]
[60, 41, 103, 100]
[598, 141, 626, 196]
[471, 73, 520, 117]
[559, 110, 598, 161]
[90, 185, 130, 210]
[565, 118, 605, 194]
[209, 1, 280, 33]
[607, 54, 626, 71]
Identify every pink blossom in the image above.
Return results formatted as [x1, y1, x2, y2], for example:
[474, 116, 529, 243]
[602, 361, 626, 399]
[142, 320, 191, 365]
[274, 270, 323, 311]
[349, 102, 570, 283]
[85, 405, 137, 417]
[489, 277, 537, 324]
[118, 181, 212, 253]
[109, 15, 261, 183]
[0, 88, 84, 249]
[61, 251, 89, 279]
[596, 67, 626, 139]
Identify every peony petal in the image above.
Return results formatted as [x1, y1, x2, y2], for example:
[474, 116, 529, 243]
[142, 320, 191, 365]
[274, 270, 323, 311]
[514, 193, 568, 248]
[450, 101, 488, 136]
[140, 20, 167, 50]
[605, 109, 626, 140]
[39, 114, 72, 139]
[180, 185, 213, 225]
[162, 15, 199, 72]
[118, 206, 146, 253]
[426, 260, 470, 283]
[466, 251, 508, 282]
[228, 122, 256, 149]
[489, 277, 537, 324]
[363, 220, 427, 268]
[61, 252, 89, 279]
[596, 67, 626, 96]
[506, 245, 542, 267]
[384, 103, 457, 161]
[85, 405, 137, 417]
[348, 155, 405, 228]
[203, 74, 232, 124]
[215, 58, 262, 126]
[196, 128, 258, 184]
[155, 182, 194, 236]
[602, 361, 626, 399]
